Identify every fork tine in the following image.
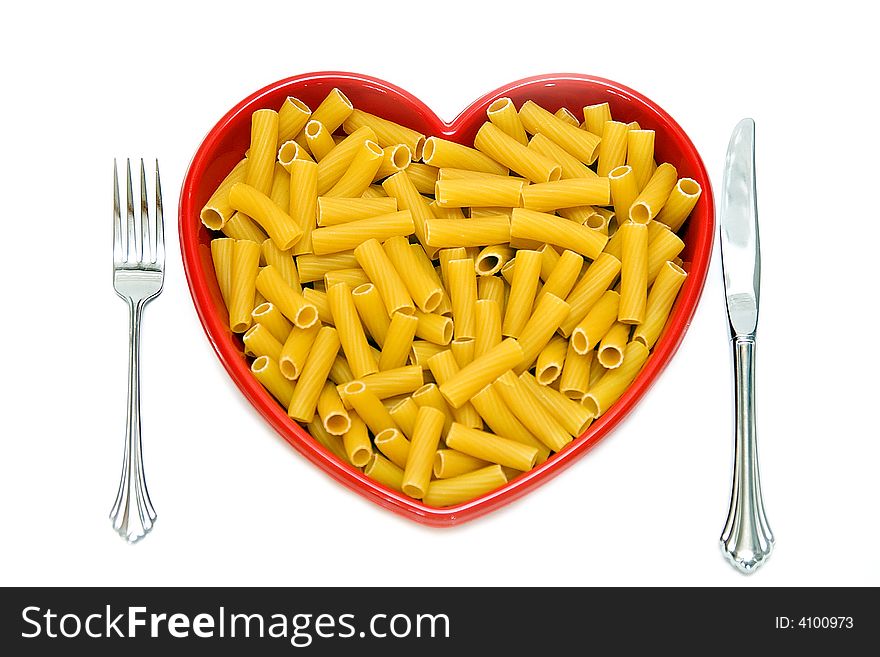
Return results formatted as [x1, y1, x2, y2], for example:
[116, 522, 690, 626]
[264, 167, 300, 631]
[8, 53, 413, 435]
[126, 158, 139, 263]
[113, 159, 124, 264]
[154, 159, 165, 268]
[140, 159, 151, 264]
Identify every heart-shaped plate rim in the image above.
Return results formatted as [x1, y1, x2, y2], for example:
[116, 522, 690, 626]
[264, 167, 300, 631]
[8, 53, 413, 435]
[179, 72, 714, 526]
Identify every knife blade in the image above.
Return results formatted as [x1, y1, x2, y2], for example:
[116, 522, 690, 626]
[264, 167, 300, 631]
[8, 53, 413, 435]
[720, 118, 760, 338]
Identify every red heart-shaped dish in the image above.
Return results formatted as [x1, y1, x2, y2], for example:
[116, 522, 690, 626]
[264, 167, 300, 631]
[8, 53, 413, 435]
[179, 72, 714, 526]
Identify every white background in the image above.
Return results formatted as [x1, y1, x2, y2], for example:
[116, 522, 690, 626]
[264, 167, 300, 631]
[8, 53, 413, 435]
[1, 0, 877, 587]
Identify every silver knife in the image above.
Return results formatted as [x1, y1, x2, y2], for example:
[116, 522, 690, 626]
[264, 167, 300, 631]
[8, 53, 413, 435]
[719, 118, 774, 573]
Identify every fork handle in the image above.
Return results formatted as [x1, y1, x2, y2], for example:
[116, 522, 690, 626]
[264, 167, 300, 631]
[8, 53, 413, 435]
[720, 335, 774, 572]
[110, 299, 157, 542]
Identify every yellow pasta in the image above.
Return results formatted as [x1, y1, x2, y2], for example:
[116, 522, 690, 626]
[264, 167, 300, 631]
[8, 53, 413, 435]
[608, 165, 639, 225]
[341, 380, 398, 435]
[626, 132, 657, 189]
[365, 452, 404, 491]
[341, 414, 371, 466]
[201, 159, 248, 230]
[435, 177, 524, 208]
[252, 302, 293, 344]
[373, 428, 410, 469]
[474, 244, 514, 276]
[388, 397, 420, 440]
[229, 183, 302, 251]
[278, 140, 314, 172]
[633, 261, 688, 349]
[647, 223, 686, 284]
[279, 323, 320, 380]
[296, 252, 359, 283]
[424, 217, 511, 253]
[323, 268, 370, 289]
[654, 178, 702, 232]
[328, 282, 377, 378]
[520, 372, 593, 436]
[559, 342, 592, 400]
[206, 94, 697, 508]
[277, 96, 311, 145]
[526, 133, 597, 180]
[287, 326, 340, 422]
[477, 275, 506, 313]
[422, 136, 508, 175]
[535, 335, 567, 385]
[514, 292, 570, 374]
[256, 265, 318, 328]
[571, 290, 621, 355]
[316, 197, 398, 227]
[597, 322, 631, 369]
[510, 208, 607, 260]
[519, 100, 601, 164]
[308, 418, 348, 462]
[554, 107, 580, 127]
[381, 170, 432, 247]
[469, 385, 549, 461]
[501, 249, 541, 338]
[261, 238, 299, 290]
[474, 298, 502, 359]
[378, 312, 420, 371]
[243, 322, 283, 361]
[303, 120, 335, 161]
[318, 381, 352, 436]
[325, 140, 384, 198]
[487, 97, 528, 144]
[343, 108, 426, 160]
[221, 211, 267, 243]
[411, 383, 454, 436]
[583, 341, 650, 417]
[535, 249, 582, 305]
[402, 406, 445, 499]
[311, 210, 414, 255]
[374, 144, 412, 181]
[353, 237, 415, 315]
[342, 366, 424, 402]
[413, 310, 453, 345]
[316, 126, 377, 195]
[228, 239, 261, 333]
[211, 237, 235, 313]
[425, 350, 482, 429]
[404, 163, 440, 194]
[251, 356, 295, 407]
[439, 338, 522, 409]
[597, 121, 628, 177]
[446, 258, 477, 340]
[494, 371, 571, 452]
[245, 109, 279, 195]
[559, 253, 622, 337]
[328, 354, 355, 386]
[296, 88, 353, 150]
[423, 465, 508, 507]
[302, 288, 332, 324]
[618, 222, 648, 324]
[382, 236, 444, 313]
[520, 178, 610, 212]
[446, 423, 538, 471]
[629, 162, 677, 224]
[473, 122, 561, 183]
[433, 449, 491, 479]
[582, 102, 612, 138]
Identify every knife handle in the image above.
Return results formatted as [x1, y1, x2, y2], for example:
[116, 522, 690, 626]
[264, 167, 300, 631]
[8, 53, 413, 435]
[720, 335, 774, 573]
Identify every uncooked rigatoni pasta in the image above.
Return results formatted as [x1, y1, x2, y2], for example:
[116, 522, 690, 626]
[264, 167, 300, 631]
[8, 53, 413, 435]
[200, 89, 700, 507]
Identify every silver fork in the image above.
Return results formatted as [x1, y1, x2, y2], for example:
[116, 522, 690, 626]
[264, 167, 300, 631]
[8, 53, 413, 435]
[110, 159, 164, 543]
